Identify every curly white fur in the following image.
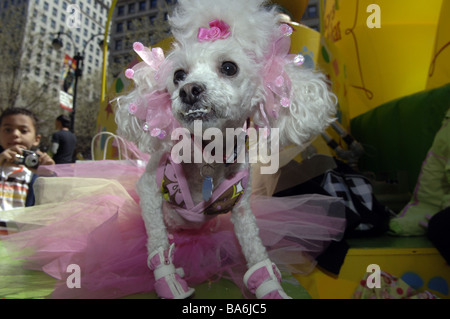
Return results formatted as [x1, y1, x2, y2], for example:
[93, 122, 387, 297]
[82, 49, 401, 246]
[114, 0, 336, 299]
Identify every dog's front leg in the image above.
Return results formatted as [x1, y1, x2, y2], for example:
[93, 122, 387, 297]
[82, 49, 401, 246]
[137, 153, 194, 299]
[231, 177, 291, 299]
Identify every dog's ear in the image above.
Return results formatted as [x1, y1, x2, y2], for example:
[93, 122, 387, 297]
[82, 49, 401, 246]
[253, 65, 336, 150]
[273, 65, 337, 148]
[252, 24, 337, 150]
[115, 43, 178, 155]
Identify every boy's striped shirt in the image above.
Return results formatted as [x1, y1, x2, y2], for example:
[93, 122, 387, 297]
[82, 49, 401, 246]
[0, 166, 33, 234]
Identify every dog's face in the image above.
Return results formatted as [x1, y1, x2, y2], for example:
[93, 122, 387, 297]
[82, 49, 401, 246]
[166, 42, 264, 133]
[115, 1, 336, 156]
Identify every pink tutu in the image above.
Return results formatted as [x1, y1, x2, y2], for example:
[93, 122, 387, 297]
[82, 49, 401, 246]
[0, 160, 346, 299]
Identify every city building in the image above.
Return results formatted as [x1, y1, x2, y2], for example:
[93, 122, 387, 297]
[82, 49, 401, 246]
[301, 0, 321, 31]
[108, 0, 175, 76]
[0, 0, 111, 108]
[107, 0, 321, 77]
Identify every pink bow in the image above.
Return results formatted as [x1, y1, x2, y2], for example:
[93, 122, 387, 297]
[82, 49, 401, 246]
[125, 42, 180, 139]
[128, 90, 177, 139]
[125, 42, 167, 81]
[198, 19, 231, 42]
[262, 24, 305, 120]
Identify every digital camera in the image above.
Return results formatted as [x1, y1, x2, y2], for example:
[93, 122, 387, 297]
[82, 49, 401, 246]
[14, 149, 40, 169]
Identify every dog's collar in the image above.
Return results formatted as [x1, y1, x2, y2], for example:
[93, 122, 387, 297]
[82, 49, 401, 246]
[157, 152, 249, 222]
[189, 118, 249, 201]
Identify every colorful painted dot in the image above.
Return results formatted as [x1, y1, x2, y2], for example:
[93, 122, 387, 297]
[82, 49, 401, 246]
[428, 276, 449, 296]
[115, 78, 124, 93]
[401, 272, 423, 290]
[321, 45, 330, 63]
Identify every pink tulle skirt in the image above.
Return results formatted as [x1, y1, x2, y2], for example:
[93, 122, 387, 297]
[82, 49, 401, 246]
[0, 160, 346, 299]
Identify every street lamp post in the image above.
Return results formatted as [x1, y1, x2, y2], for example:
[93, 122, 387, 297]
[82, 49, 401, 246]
[71, 52, 82, 133]
[51, 32, 105, 133]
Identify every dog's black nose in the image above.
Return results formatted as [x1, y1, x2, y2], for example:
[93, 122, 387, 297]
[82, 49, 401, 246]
[179, 83, 205, 105]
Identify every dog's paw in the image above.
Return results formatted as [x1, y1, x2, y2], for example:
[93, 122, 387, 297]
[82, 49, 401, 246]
[148, 244, 195, 299]
[244, 259, 292, 299]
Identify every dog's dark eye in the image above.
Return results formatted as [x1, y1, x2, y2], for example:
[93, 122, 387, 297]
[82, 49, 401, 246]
[174, 69, 187, 85]
[220, 62, 238, 77]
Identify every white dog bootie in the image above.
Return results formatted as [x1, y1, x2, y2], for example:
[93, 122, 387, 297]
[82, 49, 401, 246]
[244, 259, 292, 299]
[148, 244, 195, 299]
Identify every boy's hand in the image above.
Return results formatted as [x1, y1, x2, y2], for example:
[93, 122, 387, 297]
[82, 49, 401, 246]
[36, 151, 55, 166]
[0, 145, 26, 166]
[0, 147, 55, 167]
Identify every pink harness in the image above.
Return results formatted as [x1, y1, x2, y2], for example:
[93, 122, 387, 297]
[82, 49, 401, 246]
[156, 152, 249, 223]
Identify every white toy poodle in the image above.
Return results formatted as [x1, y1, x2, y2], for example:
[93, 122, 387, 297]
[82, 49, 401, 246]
[115, 0, 336, 299]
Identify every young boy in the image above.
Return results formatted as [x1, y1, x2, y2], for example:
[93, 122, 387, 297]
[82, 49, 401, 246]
[0, 107, 54, 211]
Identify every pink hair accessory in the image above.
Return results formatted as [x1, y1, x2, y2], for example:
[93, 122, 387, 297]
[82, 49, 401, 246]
[261, 24, 304, 119]
[198, 19, 231, 42]
[125, 69, 134, 79]
[125, 42, 180, 139]
[275, 75, 284, 87]
[280, 24, 293, 37]
[280, 97, 291, 108]
[151, 128, 167, 139]
[257, 103, 272, 138]
[125, 42, 166, 80]
[293, 54, 305, 66]
[128, 103, 138, 114]
[129, 91, 178, 140]
[133, 42, 165, 70]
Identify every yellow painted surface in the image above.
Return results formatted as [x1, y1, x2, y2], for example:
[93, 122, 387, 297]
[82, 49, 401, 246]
[295, 247, 450, 299]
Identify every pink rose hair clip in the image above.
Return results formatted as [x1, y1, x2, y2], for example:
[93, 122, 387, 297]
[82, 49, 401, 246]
[198, 19, 231, 42]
